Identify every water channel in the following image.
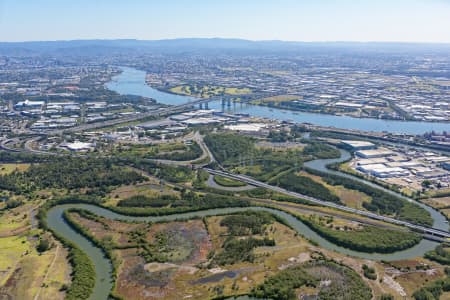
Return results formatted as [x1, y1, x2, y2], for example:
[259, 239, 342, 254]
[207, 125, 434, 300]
[47, 201, 439, 300]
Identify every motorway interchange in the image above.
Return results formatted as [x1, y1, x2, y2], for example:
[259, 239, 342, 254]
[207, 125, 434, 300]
[205, 168, 450, 241]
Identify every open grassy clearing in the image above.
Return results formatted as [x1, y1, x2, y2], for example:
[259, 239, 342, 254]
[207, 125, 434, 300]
[117, 141, 203, 161]
[0, 236, 29, 282]
[298, 171, 371, 209]
[213, 175, 246, 187]
[250, 94, 300, 105]
[0, 201, 71, 300]
[440, 208, 450, 220]
[0, 233, 70, 300]
[0, 202, 34, 236]
[0, 163, 30, 175]
[255, 141, 305, 151]
[421, 188, 450, 199]
[169, 84, 251, 98]
[383, 258, 448, 298]
[38, 244, 72, 300]
[422, 196, 450, 209]
[104, 181, 179, 207]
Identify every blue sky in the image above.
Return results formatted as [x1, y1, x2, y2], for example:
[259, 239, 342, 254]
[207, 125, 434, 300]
[1, 0, 450, 42]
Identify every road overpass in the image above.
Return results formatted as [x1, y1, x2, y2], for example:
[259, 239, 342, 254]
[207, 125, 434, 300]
[44, 97, 211, 135]
[41, 93, 273, 136]
[204, 168, 450, 240]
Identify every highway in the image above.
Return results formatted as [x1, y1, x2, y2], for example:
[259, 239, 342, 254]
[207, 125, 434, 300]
[0, 138, 21, 152]
[42, 93, 272, 136]
[45, 99, 207, 135]
[204, 168, 450, 239]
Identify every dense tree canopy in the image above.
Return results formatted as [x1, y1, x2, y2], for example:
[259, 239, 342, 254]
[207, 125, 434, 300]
[305, 167, 432, 226]
[252, 260, 372, 300]
[276, 172, 341, 203]
[0, 157, 145, 193]
[299, 215, 422, 253]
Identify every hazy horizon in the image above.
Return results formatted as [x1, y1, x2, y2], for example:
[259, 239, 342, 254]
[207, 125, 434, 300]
[2, 37, 450, 45]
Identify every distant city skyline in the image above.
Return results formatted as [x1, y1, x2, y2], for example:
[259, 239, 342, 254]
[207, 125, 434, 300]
[1, 0, 450, 43]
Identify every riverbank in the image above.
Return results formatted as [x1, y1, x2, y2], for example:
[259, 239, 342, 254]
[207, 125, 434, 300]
[44, 202, 441, 300]
[107, 67, 450, 134]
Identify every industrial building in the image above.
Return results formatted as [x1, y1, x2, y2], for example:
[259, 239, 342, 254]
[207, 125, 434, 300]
[14, 100, 45, 110]
[442, 162, 450, 171]
[356, 163, 410, 178]
[355, 148, 394, 159]
[61, 141, 94, 152]
[340, 140, 376, 150]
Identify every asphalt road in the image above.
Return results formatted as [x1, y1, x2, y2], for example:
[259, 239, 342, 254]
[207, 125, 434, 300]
[204, 168, 450, 239]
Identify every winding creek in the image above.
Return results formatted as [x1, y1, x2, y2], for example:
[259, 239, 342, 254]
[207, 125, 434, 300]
[42, 67, 450, 299]
[46, 148, 444, 299]
[46, 202, 439, 300]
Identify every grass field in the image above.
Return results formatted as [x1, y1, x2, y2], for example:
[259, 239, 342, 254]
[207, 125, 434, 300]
[422, 196, 450, 209]
[213, 175, 246, 187]
[0, 236, 29, 279]
[104, 180, 178, 207]
[38, 244, 71, 300]
[0, 163, 30, 175]
[0, 239, 70, 300]
[169, 84, 251, 98]
[298, 171, 371, 209]
[0, 203, 33, 235]
[0, 203, 71, 299]
[250, 94, 300, 105]
[441, 208, 450, 219]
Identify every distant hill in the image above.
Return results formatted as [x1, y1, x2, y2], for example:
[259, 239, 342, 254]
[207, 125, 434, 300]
[1, 38, 449, 57]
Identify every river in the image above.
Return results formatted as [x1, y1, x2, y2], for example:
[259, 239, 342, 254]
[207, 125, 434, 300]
[106, 67, 449, 134]
[47, 202, 438, 300]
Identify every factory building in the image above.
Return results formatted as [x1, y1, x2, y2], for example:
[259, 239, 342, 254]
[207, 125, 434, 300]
[355, 148, 394, 159]
[340, 140, 376, 150]
[356, 164, 409, 178]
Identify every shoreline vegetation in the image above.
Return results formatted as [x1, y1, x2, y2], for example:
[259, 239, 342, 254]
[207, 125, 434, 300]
[38, 186, 432, 299]
[296, 214, 422, 253]
[63, 209, 123, 299]
[37, 200, 96, 300]
[36, 194, 427, 298]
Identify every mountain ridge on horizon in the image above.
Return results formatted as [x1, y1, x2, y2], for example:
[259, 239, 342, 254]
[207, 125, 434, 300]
[2, 37, 450, 45]
[1, 38, 450, 57]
